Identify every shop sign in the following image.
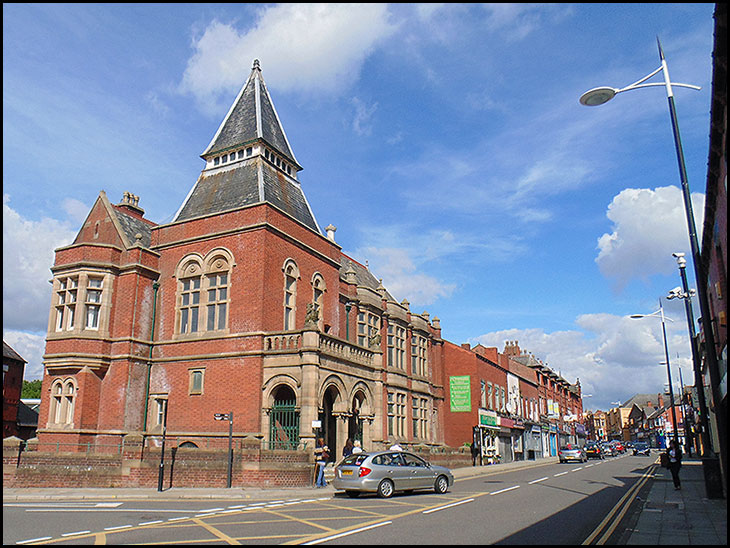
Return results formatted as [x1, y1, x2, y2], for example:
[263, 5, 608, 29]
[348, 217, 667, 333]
[479, 409, 499, 428]
[449, 375, 471, 412]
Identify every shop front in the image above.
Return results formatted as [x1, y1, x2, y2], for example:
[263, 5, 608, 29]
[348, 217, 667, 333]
[477, 408, 501, 464]
[499, 416, 514, 463]
[524, 424, 543, 459]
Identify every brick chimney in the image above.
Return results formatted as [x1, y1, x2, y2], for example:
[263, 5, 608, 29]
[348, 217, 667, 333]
[503, 340, 522, 357]
[116, 191, 145, 218]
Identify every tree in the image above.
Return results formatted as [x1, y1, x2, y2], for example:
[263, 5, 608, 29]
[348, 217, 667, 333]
[21, 379, 42, 399]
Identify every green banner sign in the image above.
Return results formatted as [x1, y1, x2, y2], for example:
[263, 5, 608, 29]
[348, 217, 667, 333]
[449, 375, 471, 412]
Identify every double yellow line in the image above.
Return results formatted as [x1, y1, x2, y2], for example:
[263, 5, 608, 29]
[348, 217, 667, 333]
[582, 464, 657, 545]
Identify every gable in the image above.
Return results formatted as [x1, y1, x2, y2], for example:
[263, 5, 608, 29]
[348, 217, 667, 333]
[72, 191, 154, 250]
[73, 193, 127, 248]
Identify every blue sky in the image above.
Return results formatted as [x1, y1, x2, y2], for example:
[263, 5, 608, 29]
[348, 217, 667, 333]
[3, 4, 717, 411]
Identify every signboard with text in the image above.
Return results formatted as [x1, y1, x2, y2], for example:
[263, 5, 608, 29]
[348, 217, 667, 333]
[449, 375, 472, 412]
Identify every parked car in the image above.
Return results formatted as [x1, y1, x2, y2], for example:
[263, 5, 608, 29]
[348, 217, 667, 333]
[558, 444, 587, 463]
[633, 441, 651, 456]
[600, 443, 616, 457]
[585, 442, 604, 459]
[332, 451, 454, 498]
[611, 441, 626, 453]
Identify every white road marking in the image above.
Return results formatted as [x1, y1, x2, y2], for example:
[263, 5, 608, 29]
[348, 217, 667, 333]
[61, 530, 91, 537]
[304, 521, 393, 545]
[490, 485, 520, 495]
[528, 477, 549, 485]
[422, 498, 474, 514]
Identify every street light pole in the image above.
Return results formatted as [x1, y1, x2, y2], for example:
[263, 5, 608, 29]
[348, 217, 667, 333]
[667, 253, 712, 458]
[631, 301, 679, 449]
[580, 37, 726, 497]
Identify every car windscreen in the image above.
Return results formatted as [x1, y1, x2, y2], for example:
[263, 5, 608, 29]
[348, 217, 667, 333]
[340, 454, 369, 466]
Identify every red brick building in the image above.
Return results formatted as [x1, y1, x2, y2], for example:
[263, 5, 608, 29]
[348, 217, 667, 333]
[3, 342, 27, 439]
[36, 61, 584, 470]
[442, 340, 583, 462]
[37, 60, 446, 457]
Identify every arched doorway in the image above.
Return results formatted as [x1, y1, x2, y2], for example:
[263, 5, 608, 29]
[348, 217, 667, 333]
[269, 385, 299, 449]
[348, 391, 365, 444]
[319, 385, 339, 462]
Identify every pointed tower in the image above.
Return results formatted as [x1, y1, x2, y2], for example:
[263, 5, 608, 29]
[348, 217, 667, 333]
[174, 60, 320, 233]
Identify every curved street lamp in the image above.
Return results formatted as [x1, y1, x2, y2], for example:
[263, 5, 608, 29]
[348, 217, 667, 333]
[580, 37, 726, 491]
[631, 301, 680, 448]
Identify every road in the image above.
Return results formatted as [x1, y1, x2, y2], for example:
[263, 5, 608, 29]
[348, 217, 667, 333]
[3, 453, 655, 545]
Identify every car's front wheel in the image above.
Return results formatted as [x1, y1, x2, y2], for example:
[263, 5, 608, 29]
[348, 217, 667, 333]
[377, 479, 394, 498]
[434, 475, 449, 494]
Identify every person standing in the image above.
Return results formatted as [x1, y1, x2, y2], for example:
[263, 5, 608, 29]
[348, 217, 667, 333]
[352, 440, 363, 454]
[342, 438, 354, 458]
[314, 438, 329, 488]
[665, 439, 683, 490]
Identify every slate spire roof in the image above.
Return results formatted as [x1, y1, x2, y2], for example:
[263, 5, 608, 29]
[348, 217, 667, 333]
[174, 60, 320, 233]
[201, 59, 299, 167]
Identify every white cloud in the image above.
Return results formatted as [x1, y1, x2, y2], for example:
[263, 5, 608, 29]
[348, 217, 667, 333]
[596, 186, 704, 288]
[3, 194, 77, 331]
[354, 246, 456, 307]
[472, 311, 694, 411]
[2, 330, 47, 381]
[351, 97, 379, 136]
[180, 4, 397, 114]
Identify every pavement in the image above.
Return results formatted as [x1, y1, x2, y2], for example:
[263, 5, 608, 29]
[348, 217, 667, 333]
[624, 456, 726, 545]
[3, 454, 726, 544]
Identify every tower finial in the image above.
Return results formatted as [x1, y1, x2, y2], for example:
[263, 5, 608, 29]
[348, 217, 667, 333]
[253, 59, 261, 70]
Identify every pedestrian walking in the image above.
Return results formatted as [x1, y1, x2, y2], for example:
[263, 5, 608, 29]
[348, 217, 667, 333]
[342, 438, 354, 458]
[314, 438, 329, 488]
[665, 439, 683, 490]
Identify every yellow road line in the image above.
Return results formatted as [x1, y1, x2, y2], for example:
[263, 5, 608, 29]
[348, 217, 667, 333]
[285, 493, 487, 545]
[582, 465, 655, 545]
[191, 517, 241, 545]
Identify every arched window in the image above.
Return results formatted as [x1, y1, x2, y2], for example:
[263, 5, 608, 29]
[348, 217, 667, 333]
[49, 379, 76, 425]
[283, 260, 299, 331]
[63, 381, 76, 424]
[178, 258, 203, 334]
[176, 249, 233, 335]
[205, 253, 231, 332]
[50, 381, 63, 424]
[311, 273, 326, 329]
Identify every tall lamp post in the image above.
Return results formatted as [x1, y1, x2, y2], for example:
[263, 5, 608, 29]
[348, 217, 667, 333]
[667, 252, 712, 458]
[631, 301, 679, 448]
[580, 37, 726, 497]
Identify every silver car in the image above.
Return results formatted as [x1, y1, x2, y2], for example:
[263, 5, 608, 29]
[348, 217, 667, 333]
[332, 451, 454, 498]
[558, 444, 586, 463]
